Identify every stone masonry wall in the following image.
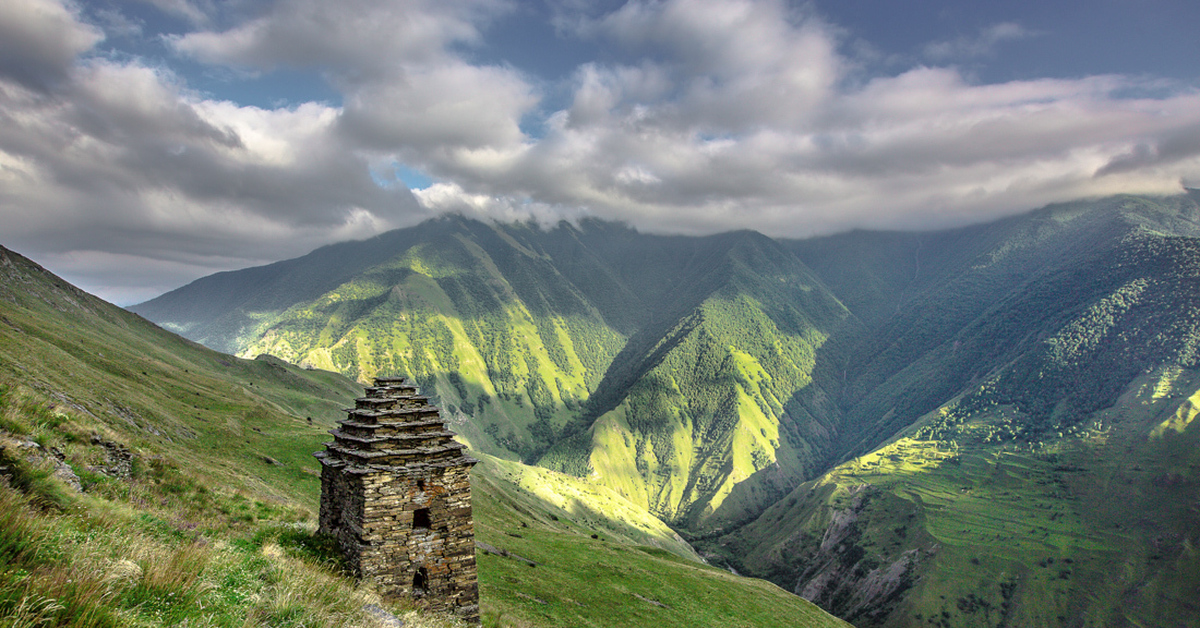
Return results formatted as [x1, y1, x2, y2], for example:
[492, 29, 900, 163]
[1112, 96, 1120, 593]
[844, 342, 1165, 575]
[316, 377, 479, 623]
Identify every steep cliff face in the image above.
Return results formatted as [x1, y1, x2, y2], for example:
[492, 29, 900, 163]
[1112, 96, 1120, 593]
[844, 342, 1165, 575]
[792, 487, 926, 626]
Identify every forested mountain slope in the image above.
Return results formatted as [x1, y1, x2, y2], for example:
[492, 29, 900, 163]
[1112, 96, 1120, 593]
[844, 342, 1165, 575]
[724, 193, 1200, 626]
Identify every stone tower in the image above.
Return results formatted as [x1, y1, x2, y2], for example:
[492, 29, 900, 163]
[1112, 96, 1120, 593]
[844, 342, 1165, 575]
[316, 376, 479, 623]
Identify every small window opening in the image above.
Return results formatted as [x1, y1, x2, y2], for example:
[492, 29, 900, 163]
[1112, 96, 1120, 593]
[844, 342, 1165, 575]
[416, 479, 425, 491]
[413, 508, 431, 529]
[412, 567, 428, 597]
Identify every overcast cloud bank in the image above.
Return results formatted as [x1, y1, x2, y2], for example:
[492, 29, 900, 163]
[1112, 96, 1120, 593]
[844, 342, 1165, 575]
[2, 0, 1199, 303]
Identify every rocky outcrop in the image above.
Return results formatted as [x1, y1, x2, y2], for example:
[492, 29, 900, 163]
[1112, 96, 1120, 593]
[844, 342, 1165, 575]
[0, 434, 81, 492]
[794, 486, 925, 626]
[87, 434, 133, 479]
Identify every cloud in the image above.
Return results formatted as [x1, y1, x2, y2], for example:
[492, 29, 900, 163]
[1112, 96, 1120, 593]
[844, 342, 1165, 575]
[134, 0, 214, 27]
[1, 58, 405, 234]
[338, 60, 537, 153]
[589, 0, 841, 128]
[90, 8, 143, 39]
[0, 0, 427, 303]
[171, 0, 511, 80]
[412, 181, 588, 229]
[4, 0, 1200, 303]
[175, 0, 539, 179]
[923, 22, 1035, 62]
[0, 0, 102, 90]
[403, 2, 1200, 236]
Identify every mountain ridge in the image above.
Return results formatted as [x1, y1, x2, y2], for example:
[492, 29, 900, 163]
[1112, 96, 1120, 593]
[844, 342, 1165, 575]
[131, 192, 1200, 626]
[133, 216, 855, 533]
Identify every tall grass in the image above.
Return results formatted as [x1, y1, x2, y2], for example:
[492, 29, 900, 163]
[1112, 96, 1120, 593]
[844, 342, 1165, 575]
[0, 487, 48, 567]
[0, 477, 471, 628]
[0, 387, 465, 628]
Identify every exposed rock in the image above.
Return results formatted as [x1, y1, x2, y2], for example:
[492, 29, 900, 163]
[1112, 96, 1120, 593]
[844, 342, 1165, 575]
[42, 389, 99, 420]
[514, 591, 547, 605]
[87, 434, 133, 479]
[793, 486, 924, 626]
[819, 506, 859, 553]
[362, 603, 404, 627]
[0, 435, 81, 492]
[0, 314, 21, 333]
[48, 455, 82, 492]
[476, 541, 539, 567]
[633, 593, 670, 608]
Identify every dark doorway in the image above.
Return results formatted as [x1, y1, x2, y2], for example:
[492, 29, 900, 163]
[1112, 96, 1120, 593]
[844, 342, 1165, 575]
[412, 566, 428, 597]
[413, 508, 431, 529]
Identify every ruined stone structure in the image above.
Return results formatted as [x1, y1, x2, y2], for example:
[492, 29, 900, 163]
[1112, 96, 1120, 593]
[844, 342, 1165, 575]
[316, 376, 479, 623]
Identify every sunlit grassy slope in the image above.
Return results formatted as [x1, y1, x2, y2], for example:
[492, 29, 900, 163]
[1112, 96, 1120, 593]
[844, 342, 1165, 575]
[722, 366, 1200, 628]
[473, 453, 851, 627]
[0, 245, 848, 627]
[0, 244, 363, 501]
[134, 219, 854, 533]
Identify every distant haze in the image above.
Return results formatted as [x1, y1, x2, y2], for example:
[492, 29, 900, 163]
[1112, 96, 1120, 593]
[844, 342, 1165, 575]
[1, 0, 1199, 304]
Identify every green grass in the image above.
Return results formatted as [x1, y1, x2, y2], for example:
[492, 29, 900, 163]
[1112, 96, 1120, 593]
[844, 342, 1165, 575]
[471, 454, 850, 627]
[0, 479, 450, 628]
[232, 228, 627, 467]
[0, 245, 850, 628]
[723, 364, 1200, 627]
[477, 530, 845, 628]
[0, 379, 847, 628]
[51, 193, 1200, 627]
[132, 218, 853, 534]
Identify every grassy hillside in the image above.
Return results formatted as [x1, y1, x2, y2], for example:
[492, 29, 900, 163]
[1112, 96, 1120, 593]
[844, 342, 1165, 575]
[731, 194, 1200, 626]
[235, 221, 628, 465]
[562, 234, 852, 532]
[721, 365, 1200, 628]
[135, 219, 854, 533]
[0, 245, 849, 627]
[788, 193, 1200, 460]
[472, 453, 851, 627]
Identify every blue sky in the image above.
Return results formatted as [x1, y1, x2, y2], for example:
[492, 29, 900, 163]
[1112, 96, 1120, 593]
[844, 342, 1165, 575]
[2, 0, 1200, 304]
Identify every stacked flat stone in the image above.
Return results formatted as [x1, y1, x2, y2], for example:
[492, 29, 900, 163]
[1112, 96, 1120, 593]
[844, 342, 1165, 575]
[316, 376, 479, 623]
